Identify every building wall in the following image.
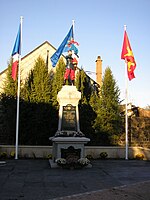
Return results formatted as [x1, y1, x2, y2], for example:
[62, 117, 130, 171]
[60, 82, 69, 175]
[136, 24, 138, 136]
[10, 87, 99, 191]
[0, 70, 7, 92]
[21, 41, 56, 83]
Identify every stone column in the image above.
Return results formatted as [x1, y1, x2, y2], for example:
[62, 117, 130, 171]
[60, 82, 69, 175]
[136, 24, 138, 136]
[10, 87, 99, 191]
[57, 85, 81, 132]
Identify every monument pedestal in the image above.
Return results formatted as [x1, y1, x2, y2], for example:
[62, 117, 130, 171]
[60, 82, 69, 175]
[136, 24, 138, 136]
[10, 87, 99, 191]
[51, 137, 90, 162]
[49, 86, 91, 168]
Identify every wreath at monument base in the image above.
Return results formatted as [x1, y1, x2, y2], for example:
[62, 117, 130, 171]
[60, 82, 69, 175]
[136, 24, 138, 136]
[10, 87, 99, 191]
[54, 130, 85, 137]
[55, 156, 90, 169]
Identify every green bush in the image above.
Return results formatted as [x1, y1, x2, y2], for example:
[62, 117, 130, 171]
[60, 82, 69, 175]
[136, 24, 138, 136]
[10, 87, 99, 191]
[10, 151, 15, 158]
[86, 154, 94, 160]
[0, 152, 7, 158]
[47, 154, 52, 159]
[100, 152, 108, 159]
[135, 153, 144, 160]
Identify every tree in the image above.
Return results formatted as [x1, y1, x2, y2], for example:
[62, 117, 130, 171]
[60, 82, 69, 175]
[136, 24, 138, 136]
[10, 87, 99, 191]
[0, 61, 19, 144]
[51, 58, 66, 107]
[75, 69, 97, 143]
[22, 56, 51, 103]
[0, 94, 17, 144]
[19, 56, 57, 145]
[2, 61, 18, 97]
[75, 69, 92, 104]
[94, 67, 122, 145]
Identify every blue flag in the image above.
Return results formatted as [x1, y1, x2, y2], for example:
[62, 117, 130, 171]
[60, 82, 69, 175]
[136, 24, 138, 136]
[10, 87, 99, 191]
[50, 25, 73, 67]
[12, 24, 21, 56]
[11, 23, 21, 81]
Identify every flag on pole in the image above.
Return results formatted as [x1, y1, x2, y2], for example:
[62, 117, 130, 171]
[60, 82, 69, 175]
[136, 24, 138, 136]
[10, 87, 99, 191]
[121, 30, 136, 81]
[50, 25, 73, 67]
[11, 24, 21, 81]
[63, 39, 79, 53]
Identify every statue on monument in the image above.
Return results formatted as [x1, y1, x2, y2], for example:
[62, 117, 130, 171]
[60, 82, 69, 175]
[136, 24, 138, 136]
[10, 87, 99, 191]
[63, 41, 79, 86]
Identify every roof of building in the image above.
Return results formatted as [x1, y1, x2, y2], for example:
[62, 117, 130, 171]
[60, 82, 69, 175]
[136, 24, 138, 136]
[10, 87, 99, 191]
[21, 41, 57, 61]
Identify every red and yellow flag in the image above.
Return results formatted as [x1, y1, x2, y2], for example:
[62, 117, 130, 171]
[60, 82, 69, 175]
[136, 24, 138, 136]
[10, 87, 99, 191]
[121, 30, 136, 81]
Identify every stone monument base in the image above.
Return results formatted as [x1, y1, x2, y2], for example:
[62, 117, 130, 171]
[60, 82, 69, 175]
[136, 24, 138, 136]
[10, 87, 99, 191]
[49, 136, 91, 168]
[51, 136, 90, 162]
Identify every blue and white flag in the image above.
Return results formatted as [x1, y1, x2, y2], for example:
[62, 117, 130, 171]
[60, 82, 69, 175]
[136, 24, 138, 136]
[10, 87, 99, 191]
[50, 25, 73, 67]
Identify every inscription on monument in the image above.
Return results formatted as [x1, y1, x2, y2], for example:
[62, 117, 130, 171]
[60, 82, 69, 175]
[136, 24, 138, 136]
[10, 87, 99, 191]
[61, 146, 81, 160]
[62, 104, 77, 131]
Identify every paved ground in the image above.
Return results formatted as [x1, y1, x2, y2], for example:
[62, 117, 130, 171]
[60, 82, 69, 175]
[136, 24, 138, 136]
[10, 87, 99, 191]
[0, 159, 150, 200]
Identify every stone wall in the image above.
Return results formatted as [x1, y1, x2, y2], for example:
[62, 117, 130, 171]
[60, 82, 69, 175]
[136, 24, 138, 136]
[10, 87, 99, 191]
[0, 145, 150, 160]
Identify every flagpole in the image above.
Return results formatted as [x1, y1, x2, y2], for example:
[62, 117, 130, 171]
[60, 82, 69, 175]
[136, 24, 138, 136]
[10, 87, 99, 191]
[125, 60, 129, 160]
[15, 16, 23, 160]
[124, 25, 129, 160]
[72, 19, 75, 39]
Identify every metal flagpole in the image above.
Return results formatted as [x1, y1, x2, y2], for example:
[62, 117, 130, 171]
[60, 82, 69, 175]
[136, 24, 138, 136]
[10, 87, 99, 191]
[124, 25, 129, 160]
[72, 19, 75, 40]
[15, 16, 23, 160]
[125, 62, 129, 160]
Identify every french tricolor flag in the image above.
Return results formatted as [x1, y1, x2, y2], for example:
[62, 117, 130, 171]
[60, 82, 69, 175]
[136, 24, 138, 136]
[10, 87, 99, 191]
[11, 24, 21, 81]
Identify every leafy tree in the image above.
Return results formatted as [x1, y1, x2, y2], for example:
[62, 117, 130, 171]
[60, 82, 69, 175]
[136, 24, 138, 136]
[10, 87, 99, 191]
[51, 58, 66, 107]
[19, 56, 57, 145]
[75, 69, 92, 104]
[22, 56, 51, 103]
[0, 94, 16, 144]
[75, 69, 97, 143]
[0, 61, 19, 145]
[0, 57, 123, 146]
[94, 67, 122, 145]
[21, 69, 34, 102]
[3, 61, 18, 97]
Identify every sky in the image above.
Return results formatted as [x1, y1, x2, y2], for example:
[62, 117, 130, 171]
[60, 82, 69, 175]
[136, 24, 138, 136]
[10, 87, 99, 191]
[0, 0, 150, 108]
